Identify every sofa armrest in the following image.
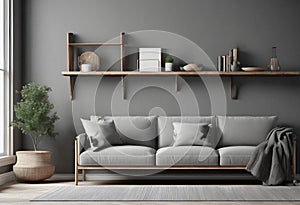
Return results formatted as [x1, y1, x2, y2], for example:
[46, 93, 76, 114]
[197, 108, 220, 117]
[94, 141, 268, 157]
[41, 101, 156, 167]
[75, 133, 88, 166]
[76, 133, 87, 154]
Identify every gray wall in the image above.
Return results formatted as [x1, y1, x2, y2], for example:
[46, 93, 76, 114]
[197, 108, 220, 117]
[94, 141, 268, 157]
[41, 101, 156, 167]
[22, 0, 300, 173]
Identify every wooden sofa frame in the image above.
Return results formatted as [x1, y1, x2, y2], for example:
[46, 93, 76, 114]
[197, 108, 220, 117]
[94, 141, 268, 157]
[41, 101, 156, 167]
[74, 136, 297, 185]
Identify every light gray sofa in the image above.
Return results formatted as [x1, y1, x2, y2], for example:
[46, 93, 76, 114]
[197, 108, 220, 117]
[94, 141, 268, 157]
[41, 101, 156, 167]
[75, 116, 296, 185]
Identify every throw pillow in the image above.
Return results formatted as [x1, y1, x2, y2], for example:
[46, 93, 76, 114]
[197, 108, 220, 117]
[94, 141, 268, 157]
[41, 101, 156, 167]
[172, 122, 212, 147]
[90, 115, 104, 123]
[80, 118, 123, 151]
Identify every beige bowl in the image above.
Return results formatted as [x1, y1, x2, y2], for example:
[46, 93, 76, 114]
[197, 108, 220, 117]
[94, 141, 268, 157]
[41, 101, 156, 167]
[183, 64, 198, 71]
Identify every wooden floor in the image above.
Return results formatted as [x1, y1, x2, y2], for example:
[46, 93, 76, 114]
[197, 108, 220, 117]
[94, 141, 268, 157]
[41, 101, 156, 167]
[1, 179, 300, 205]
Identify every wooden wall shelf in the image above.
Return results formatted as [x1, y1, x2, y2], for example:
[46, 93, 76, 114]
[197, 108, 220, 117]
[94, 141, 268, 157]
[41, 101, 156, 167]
[69, 43, 122, 47]
[66, 32, 125, 100]
[63, 32, 299, 100]
[62, 71, 299, 77]
[62, 70, 299, 100]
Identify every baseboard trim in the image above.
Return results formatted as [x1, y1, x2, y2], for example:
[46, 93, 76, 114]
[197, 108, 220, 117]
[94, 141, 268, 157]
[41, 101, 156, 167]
[50, 173, 261, 181]
[3, 172, 299, 186]
[50, 173, 300, 182]
[0, 171, 16, 186]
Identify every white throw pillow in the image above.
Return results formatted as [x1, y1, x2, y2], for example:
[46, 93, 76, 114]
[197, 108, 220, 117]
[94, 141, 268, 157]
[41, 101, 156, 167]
[172, 122, 212, 147]
[81, 118, 123, 151]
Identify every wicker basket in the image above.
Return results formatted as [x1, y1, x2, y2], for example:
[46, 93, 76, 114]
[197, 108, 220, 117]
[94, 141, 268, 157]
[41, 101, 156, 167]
[13, 151, 55, 181]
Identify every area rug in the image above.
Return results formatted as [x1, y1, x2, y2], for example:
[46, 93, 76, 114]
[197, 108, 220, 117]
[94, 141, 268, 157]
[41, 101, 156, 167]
[32, 185, 300, 201]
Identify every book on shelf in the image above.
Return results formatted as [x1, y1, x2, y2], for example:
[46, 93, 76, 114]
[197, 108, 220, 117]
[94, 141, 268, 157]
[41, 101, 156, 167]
[222, 55, 226, 72]
[217, 56, 223, 71]
[233, 48, 238, 62]
[218, 48, 238, 72]
[226, 54, 230, 72]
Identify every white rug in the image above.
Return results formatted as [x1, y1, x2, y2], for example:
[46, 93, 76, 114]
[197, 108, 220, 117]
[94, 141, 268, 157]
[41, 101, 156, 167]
[32, 185, 300, 201]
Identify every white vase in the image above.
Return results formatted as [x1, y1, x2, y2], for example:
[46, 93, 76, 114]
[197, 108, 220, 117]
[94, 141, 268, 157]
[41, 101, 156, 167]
[13, 151, 55, 181]
[165, 63, 173, 72]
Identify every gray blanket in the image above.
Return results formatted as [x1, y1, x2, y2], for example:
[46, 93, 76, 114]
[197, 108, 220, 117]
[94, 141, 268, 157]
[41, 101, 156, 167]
[246, 127, 296, 185]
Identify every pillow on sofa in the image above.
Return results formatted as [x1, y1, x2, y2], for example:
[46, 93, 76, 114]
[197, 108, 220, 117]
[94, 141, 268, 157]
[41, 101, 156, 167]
[217, 116, 277, 147]
[158, 116, 220, 148]
[80, 118, 123, 151]
[91, 115, 158, 148]
[172, 122, 213, 147]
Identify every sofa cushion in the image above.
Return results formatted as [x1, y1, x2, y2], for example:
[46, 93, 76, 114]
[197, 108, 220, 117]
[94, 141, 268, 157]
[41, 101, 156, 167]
[173, 122, 211, 147]
[218, 146, 256, 166]
[217, 116, 277, 147]
[80, 119, 122, 151]
[91, 116, 157, 148]
[156, 146, 219, 166]
[158, 116, 220, 148]
[80, 145, 156, 166]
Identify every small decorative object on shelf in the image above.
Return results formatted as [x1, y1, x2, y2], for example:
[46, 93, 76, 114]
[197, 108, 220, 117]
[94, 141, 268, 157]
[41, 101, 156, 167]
[78, 51, 100, 71]
[182, 64, 199, 71]
[241, 67, 265, 72]
[230, 60, 240, 71]
[81, 64, 92, 72]
[267, 47, 281, 71]
[165, 55, 174, 72]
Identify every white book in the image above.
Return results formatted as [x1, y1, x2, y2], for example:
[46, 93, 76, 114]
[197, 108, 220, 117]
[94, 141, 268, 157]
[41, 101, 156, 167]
[139, 48, 161, 72]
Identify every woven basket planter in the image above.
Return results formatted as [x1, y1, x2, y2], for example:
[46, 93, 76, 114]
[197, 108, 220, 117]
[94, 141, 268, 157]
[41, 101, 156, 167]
[13, 151, 55, 181]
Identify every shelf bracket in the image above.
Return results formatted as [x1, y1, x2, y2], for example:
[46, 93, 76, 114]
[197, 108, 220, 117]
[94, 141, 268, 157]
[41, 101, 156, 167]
[69, 76, 77, 100]
[230, 76, 238, 100]
[122, 76, 125, 100]
[175, 75, 178, 92]
[69, 77, 73, 100]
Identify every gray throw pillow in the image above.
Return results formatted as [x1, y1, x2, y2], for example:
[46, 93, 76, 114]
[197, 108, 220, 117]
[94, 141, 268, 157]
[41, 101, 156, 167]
[217, 116, 277, 147]
[80, 118, 123, 151]
[172, 122, 212, 147]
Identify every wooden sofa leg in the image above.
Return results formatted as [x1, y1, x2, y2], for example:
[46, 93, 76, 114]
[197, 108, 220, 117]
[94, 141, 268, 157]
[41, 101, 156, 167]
[75, 166, 78, 185]
[82, 169, 86, 181]
[75, 139, 79, 186]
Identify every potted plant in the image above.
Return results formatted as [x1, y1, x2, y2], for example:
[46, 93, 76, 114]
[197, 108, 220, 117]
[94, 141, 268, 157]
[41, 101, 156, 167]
[165, 55, 174, 72]
[11, 82, 59, 181]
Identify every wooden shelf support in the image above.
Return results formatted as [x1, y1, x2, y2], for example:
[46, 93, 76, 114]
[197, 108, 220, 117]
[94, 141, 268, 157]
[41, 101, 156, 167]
[122, 76, 125, 100]
[67, 32, 75, 100]
[175, 75, 178, 92]
[230, 76, 238, 100]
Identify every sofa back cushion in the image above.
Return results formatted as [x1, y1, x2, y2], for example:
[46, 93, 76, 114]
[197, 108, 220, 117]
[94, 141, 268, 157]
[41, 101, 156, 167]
[91, 116, 157, 148]
[158, 116, 220, 148]
[217, 116, 277, 147]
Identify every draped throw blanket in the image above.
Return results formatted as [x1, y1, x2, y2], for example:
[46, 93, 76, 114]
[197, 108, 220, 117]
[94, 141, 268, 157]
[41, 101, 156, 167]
[246, 127, 296, 185]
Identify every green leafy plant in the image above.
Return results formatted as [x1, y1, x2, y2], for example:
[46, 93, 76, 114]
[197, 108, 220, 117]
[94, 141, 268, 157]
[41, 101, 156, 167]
[165, 55, 174, 63]
[11, 82, 59, 151]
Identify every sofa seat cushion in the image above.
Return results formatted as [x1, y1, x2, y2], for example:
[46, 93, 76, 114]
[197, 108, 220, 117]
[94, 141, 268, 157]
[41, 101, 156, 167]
[156, 146, 219, 166]
[80, 145, 156, 166]
[218, 146, 256, 166]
